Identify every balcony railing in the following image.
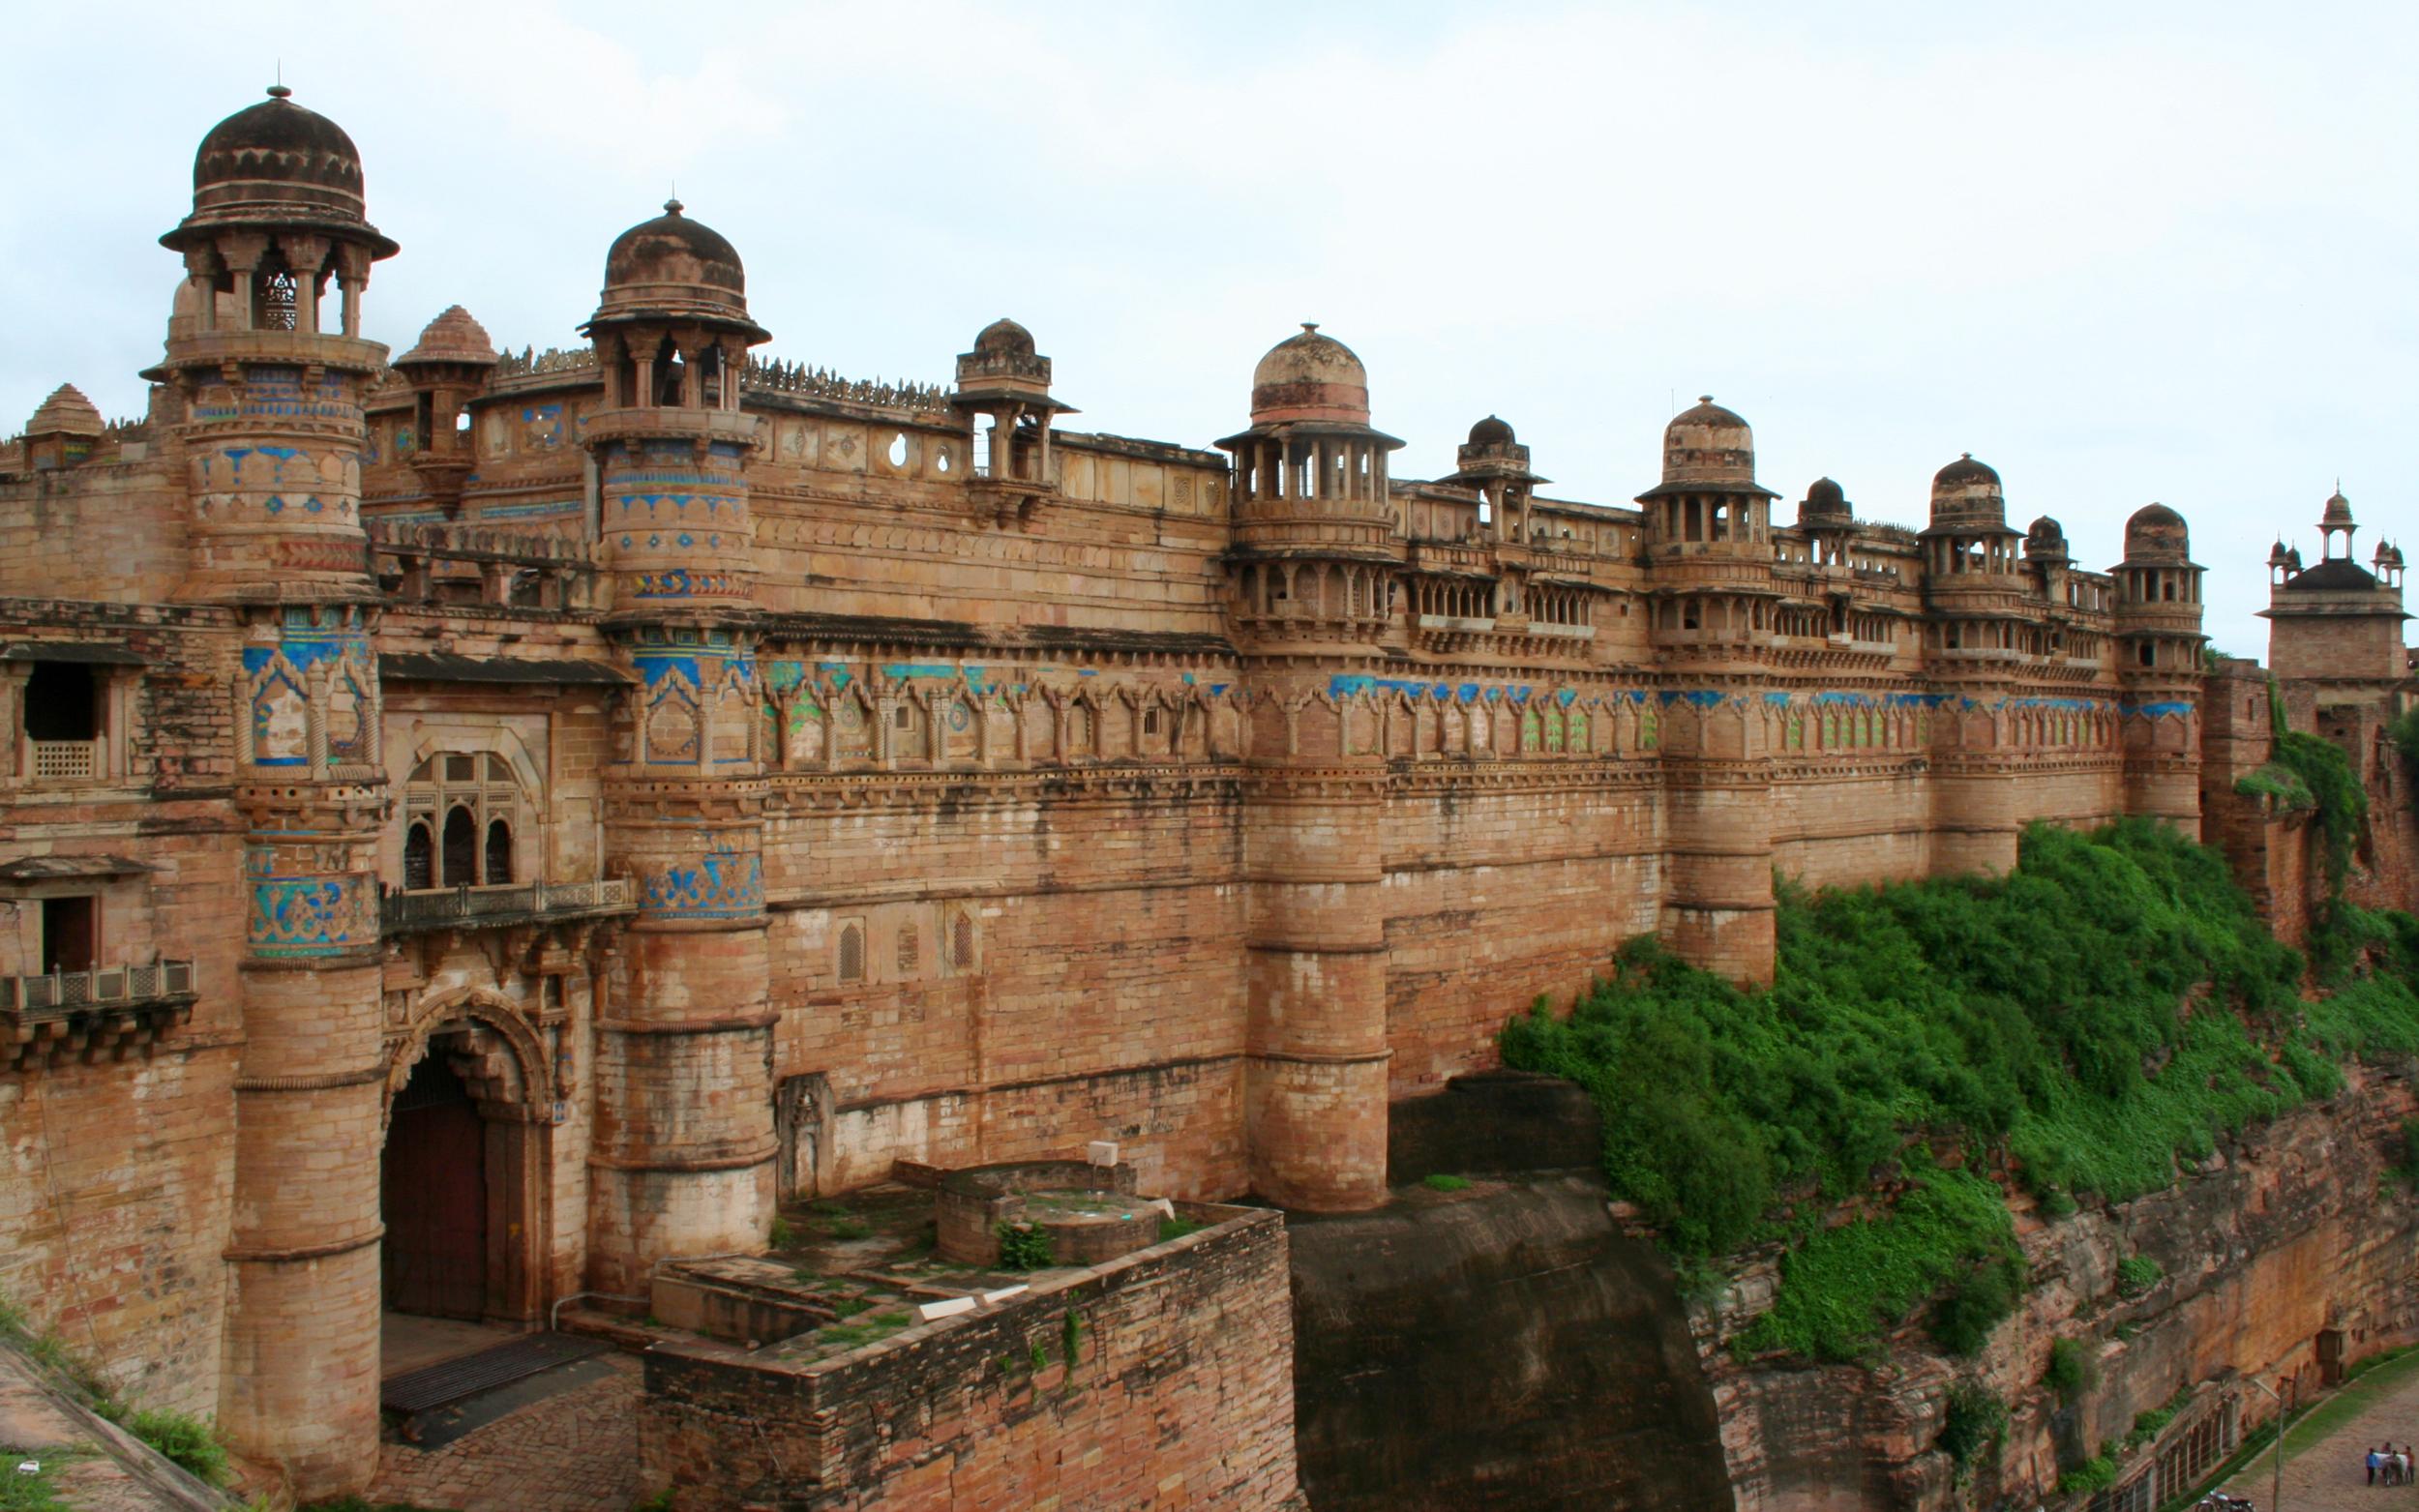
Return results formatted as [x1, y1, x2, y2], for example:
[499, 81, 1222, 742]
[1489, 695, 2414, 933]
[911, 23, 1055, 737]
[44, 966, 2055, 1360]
[3, 958, 194, 1015]
[381, 877, 637, 936]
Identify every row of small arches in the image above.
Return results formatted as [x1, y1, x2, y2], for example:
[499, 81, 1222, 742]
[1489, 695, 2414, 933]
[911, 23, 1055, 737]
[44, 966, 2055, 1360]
[835, 911, 976, 985]
[402, 810, 513, 890]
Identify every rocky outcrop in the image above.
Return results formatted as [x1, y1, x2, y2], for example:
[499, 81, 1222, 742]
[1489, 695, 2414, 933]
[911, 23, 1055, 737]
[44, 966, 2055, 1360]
[1701, 1062, 2419, 1508]
[1291, 1172, 1735, 1511]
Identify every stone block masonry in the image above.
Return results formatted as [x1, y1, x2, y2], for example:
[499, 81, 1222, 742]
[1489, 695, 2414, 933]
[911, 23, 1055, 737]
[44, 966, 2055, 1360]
[638, 1205, 1301, 1508]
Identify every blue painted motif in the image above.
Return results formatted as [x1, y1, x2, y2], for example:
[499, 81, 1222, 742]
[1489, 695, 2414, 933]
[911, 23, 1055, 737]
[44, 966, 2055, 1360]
[247, 875, 368, 957]
[642, 847, 763, 920]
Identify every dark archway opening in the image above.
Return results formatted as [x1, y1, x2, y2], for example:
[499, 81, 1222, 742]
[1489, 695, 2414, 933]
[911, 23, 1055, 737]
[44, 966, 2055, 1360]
[440, 807, 477, 887]
[382, 1052, 489, 1320]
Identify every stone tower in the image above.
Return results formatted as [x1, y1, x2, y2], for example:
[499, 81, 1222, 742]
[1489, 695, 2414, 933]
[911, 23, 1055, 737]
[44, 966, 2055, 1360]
[2112, 504, 2207, 828]
[1217, 324, 1404, 1211]
[2262, 489, 2412, 797]
[153, 85, 398, 1495]
[1920, 455, 2028, 875]
[580, 202, 778, 1291]
[1634, 399, 1781, 983]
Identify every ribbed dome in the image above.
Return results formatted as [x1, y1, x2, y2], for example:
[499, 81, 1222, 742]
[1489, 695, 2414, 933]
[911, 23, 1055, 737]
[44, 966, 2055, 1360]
[1249, 323, 1368, 425]
[192, 86, 366, 219]
[586, 199, 761, 335]
[1468, 415, 1515, 446]
[973, 317, 1035, 359]
[2027, 515, 2065, 544]
[26, 384, 104, 437]
[396, 305, 497, 368]
[1927, 453, 2007, 532]
[2269, 539, 2292, 568]
[2321, 489, 2356, 529]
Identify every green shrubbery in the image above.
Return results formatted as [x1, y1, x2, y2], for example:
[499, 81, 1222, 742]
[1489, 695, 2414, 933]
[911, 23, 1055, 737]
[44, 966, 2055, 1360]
[1937, 1383, 2007, 1478]
[996, 1222, 1055, 1270]
[1501, 817, 2419, 1362]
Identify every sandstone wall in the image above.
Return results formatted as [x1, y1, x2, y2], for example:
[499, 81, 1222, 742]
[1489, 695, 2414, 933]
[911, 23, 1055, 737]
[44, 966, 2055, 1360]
[638, 1206, 1301, 1510]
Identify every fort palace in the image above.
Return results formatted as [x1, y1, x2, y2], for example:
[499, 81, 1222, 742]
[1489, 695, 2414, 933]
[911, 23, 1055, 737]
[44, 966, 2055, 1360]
[1, 87, 2410, 1497]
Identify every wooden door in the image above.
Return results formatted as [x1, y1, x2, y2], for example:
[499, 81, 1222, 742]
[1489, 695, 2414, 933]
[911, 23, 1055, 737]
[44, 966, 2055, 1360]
[382, 1052, 489, 1320]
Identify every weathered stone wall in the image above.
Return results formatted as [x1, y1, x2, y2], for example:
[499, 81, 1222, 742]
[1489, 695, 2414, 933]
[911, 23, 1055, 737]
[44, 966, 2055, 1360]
[638, 1206, 1301, 1509]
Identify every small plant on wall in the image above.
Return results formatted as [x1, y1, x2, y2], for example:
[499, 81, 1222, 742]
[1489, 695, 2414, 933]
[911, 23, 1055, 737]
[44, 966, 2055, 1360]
[997, 1222, 1055, 1270]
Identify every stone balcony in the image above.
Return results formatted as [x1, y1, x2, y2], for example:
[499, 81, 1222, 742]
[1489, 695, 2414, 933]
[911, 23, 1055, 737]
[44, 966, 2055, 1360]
[3, 958, 196, 1071]
[379, 876, 637, 938]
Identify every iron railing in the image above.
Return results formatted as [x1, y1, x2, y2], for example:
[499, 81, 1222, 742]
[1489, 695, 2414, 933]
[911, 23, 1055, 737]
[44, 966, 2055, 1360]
[381, 877, 636, 935]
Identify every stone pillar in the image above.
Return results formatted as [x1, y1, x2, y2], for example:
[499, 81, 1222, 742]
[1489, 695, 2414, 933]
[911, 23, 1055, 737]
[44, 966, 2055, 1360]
[1241, 784, 1389, 1210]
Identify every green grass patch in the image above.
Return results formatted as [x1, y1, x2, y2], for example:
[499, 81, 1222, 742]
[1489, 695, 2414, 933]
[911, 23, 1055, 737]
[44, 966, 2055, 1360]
[821, 1219, 873, 1242]
[1421, 1173, 1471, 1193]
[123, 1408, 227, 1486]
[1156, 1216, 1207, 1242]
[2116, 1255, 2165, 1297]
[0, 1447, 87, 1512]
[1501, 818, 2419, 1362]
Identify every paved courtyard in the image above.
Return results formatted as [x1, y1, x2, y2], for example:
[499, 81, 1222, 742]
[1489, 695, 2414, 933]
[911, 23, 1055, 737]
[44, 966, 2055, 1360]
[370, 1350, 643, 1512]
[2224, 1362, 2419, 1511]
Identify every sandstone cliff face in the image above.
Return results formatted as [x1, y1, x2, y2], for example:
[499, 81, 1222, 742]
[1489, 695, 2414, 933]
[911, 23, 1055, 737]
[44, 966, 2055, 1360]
[1703, 1062, 2419, 1509]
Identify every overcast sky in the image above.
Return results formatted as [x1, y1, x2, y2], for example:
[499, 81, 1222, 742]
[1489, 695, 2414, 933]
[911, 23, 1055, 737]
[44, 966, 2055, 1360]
[5, 1, 2411, 657]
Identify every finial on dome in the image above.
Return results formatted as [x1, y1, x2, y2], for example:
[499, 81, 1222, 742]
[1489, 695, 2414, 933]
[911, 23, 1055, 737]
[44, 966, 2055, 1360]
[1300, 321, 1319, 334]
[266, 83, 292, 101]
[664, 196, 684, 217]
[1699, 395, 1713, 404]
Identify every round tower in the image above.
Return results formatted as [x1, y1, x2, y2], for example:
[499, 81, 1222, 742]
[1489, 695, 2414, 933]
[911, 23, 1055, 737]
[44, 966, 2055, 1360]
[153, 86, 396, 1497]
[154, 85, 396, 604]
[1920, 455, 2030, 876]
[1634, 399, 1780, 983]
[1219, 324, 1400, 1211]
[578, 203, 776, 1290]
[2113, 504, 2206, 830]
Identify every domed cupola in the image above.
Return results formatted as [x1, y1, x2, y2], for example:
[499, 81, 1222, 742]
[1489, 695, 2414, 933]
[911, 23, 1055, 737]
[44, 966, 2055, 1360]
[173, 85, 396, 255]
[393, 307, 499, 513]
[2025, 515, 2070, 563]
[157, 86, 399, 604]
[1800, 476, 1851, 526]
[953, 317, 1075, 522]
[581, 202, 770, 622]
[2122, 502, 2191, 565]
[1249, 323, 1369, 426]
[1215, 321, 1406, 637]
[1928, 454, 2006, 530]
[1442, 414, 1547, 544]
[584, 199, 766, 341]
[1636, 397, 1777, 554]
[158, 86, 397, 350]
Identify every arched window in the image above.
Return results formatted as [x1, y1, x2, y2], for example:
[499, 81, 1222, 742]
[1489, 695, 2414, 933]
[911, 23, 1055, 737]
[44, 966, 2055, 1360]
[838, 924, 864, 984]
[484, 819, 513, 884]
[897, 922, 920, 974]
[403, 821, 434, 891]
[441, 808, 477, 887]
[952, 911, 976, 970]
